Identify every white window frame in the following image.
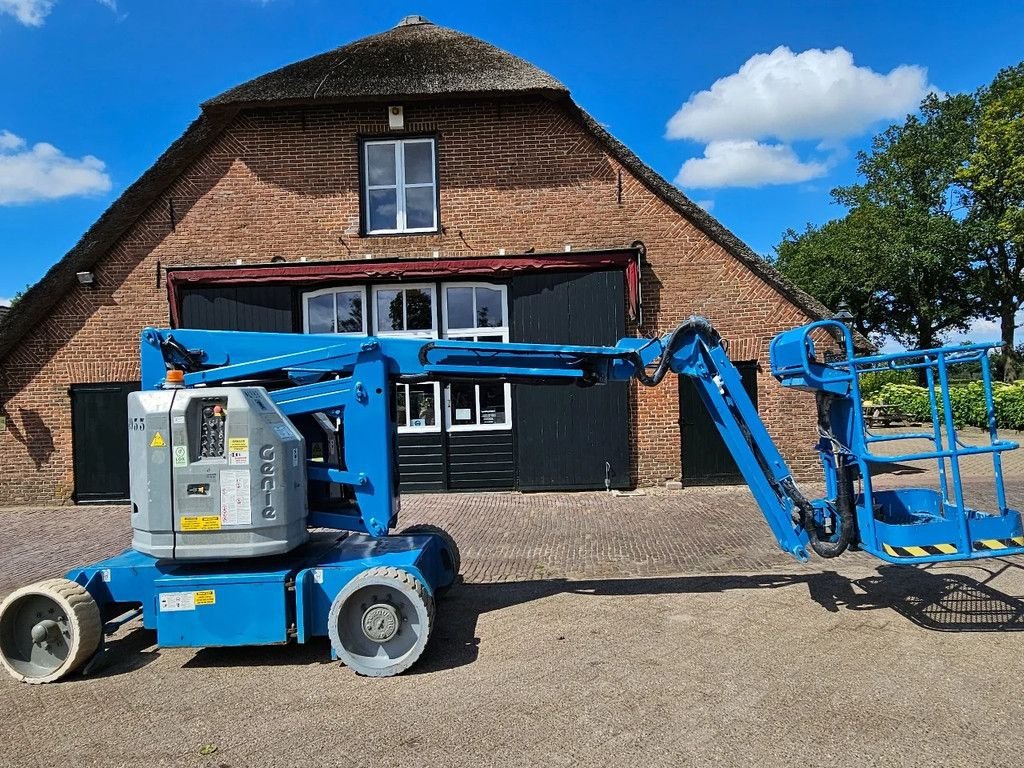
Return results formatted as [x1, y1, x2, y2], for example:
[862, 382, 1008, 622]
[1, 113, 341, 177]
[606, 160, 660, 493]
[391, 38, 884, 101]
[373, 283, 440, 433]
[363, 138, 438, 235]
[302, 286, 368, 336]
[372, 283, 438, 338]
[441, 282, 513, 432]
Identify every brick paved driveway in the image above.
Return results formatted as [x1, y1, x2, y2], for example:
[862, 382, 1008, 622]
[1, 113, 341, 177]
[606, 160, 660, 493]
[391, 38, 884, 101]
[2, 480, 1024, 767]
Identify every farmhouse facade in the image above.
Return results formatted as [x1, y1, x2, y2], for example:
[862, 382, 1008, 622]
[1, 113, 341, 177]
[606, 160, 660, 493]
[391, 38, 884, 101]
[0, 17, 841, 503]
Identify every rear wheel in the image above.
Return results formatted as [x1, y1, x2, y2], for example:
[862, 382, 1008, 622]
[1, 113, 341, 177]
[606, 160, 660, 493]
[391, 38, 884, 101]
[0, 579, 102, 684]
[328, 567, 433, 677]
[400, 524, 460, 584]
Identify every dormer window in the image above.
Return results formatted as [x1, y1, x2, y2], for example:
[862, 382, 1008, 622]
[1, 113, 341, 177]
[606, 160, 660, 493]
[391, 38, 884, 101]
[362, 138, 438, 234]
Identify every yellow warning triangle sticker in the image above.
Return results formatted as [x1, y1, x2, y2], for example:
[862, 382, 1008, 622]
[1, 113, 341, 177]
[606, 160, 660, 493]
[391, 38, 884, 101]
[150, 432, 166, 448]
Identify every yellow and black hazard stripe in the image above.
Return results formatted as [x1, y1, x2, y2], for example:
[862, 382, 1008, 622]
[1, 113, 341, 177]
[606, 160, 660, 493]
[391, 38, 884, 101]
[972, 536, 1024, 552]
[882, 542, 958, 558]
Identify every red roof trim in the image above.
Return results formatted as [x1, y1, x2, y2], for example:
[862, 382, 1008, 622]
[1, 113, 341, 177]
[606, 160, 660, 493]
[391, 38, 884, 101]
[166, 251, 640, 327]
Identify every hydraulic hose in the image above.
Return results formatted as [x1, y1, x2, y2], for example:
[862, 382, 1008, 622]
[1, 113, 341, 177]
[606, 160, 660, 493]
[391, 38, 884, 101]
[632, 316, 721, 388]
[780, 475, 853, 558]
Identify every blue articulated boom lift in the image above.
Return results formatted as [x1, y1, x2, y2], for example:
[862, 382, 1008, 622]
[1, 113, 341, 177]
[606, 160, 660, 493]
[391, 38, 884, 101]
[1, 317, 1022, 683]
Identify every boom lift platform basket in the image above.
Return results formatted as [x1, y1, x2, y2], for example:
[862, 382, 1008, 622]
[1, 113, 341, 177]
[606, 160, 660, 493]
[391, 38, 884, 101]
[1, 316, 1021, 683]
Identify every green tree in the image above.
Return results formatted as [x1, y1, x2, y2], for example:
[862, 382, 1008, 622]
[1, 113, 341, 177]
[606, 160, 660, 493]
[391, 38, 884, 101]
[776, 92, 978, 353]
[957, 63, 1024, 379]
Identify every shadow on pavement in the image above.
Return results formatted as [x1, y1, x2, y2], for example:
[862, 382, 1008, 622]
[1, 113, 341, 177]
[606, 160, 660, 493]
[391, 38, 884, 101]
[71, 560, 1024, 679]
[418, 560, 1024, 674]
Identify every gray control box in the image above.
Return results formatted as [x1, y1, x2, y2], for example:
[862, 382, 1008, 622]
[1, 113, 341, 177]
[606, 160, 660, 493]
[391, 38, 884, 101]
[128, 386, 309, 560]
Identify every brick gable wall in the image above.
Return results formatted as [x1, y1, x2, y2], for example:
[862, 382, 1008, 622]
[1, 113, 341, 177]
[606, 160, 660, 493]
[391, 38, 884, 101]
[0, 97, 821, 503]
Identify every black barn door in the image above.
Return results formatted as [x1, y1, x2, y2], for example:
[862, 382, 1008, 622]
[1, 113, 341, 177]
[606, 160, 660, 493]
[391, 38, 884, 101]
[71, 382, 139, 503]
[512, 270, 630, 491]
[679, 361, 758, 485]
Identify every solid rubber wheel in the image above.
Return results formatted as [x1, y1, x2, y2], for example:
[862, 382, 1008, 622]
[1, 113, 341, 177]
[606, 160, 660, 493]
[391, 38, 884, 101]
[328, 567, 433, 677]
[400, 524, 461, 579]
[0, 578, 102, 684]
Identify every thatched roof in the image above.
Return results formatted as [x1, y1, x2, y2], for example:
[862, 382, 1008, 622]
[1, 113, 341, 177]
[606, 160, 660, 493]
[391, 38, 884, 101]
[0, 17, 865, 363]
[204, 15, 568, 110]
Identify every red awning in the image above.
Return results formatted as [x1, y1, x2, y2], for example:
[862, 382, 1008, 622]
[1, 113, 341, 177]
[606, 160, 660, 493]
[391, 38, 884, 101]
[166, 250, 642, 327]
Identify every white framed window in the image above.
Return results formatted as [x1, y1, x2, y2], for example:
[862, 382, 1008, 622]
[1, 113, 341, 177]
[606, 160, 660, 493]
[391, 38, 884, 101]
[395, 383, 440, 432]
[363, 138, 438, 234]
[372, 284, 437, 338]
[373, 284, 440, 433]
[302, 287, 367, 335]
[442, 283, 512, 431]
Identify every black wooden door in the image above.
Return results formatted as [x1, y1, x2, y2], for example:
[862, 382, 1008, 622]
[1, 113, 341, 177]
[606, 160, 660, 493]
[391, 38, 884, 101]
[512, 270, 630, 491]
[678, 361, 758, 486]
[71, 382, 140, 503]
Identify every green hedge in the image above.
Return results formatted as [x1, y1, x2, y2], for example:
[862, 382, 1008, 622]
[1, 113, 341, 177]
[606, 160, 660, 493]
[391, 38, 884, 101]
[859, 369, 916, 399]
[874, 381, 1024, 430]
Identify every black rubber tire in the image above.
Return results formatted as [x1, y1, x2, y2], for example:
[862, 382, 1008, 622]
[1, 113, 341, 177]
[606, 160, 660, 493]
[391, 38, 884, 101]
[400, 524, 461, 577]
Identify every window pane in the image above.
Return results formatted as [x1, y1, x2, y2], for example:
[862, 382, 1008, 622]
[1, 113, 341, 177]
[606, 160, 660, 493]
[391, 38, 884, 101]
[366, 143, 397, 186]
[450, 383, 477, 425]
[475, 287, 504, 327]
[376, 289, 403, 332]
[367, 188, 398, 232]
[307, 293, 335, 333]
[478, 335, 503, 344]
[479, 383, 506, 425]
[405, 186, 435, 230]
[408, 384, 436, 427]
[446, 287, 474, 329]
[405, 288, 433, 330]
[336, 291, 363, 333]
[404, 141, 434, 185]
[395, 384, 407, 427]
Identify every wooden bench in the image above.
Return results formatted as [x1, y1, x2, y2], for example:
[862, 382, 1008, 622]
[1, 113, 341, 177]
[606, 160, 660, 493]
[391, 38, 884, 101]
[863, 403, 904, 428]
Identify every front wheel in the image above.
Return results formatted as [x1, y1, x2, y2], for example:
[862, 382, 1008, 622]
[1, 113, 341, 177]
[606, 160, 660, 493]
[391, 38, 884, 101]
[0, 578, 102, 684]
[328, 567, 434, 677]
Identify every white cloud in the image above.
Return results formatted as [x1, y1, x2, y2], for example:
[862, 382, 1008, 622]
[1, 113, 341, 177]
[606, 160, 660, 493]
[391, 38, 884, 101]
[676, 140, 828, 189]
[0, 130, 25, 151]
[0, 130, 112, 204]
[943, 317, 1013, 346]
[667, 46, 938, 190]
[0, 0, 119, 26]
[0, 0, 54, 26]
[694, 199, 715, 212]
[0, 297, 12, 307]
[667, 46, 936, 143]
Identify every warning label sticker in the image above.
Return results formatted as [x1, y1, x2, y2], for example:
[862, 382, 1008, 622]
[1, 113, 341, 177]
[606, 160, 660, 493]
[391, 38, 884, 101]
[272, 422, 294, 440]
[228, 437, 249, 466]
[220, 470, 252, 526]
[150, 432, 166, 448]
[158, 590, 216, 612]
[181, 515, 221, 532]
[159, 591, 195, 612]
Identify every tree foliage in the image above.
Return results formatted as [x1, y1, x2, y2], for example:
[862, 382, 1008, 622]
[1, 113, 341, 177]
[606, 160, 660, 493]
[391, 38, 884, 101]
[958, 63, 1024, 377]
[775, 63, 1024, 377]
[775, 92, 977, 350]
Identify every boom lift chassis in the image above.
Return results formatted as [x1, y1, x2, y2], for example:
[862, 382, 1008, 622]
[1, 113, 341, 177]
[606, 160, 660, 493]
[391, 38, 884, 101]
[1, 317, 1021, 683]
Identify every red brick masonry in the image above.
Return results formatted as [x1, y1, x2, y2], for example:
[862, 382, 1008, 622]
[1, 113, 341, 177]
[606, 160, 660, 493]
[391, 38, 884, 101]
[0, 98, 820, 503]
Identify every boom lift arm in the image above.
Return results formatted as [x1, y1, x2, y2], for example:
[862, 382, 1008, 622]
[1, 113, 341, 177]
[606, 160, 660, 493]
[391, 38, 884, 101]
[3, 315, 1021, 683]
[147, 317, 823, 562]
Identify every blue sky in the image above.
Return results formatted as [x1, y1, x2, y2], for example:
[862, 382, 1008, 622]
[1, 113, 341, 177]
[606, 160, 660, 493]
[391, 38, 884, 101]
[1, 0, 1022, 341]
